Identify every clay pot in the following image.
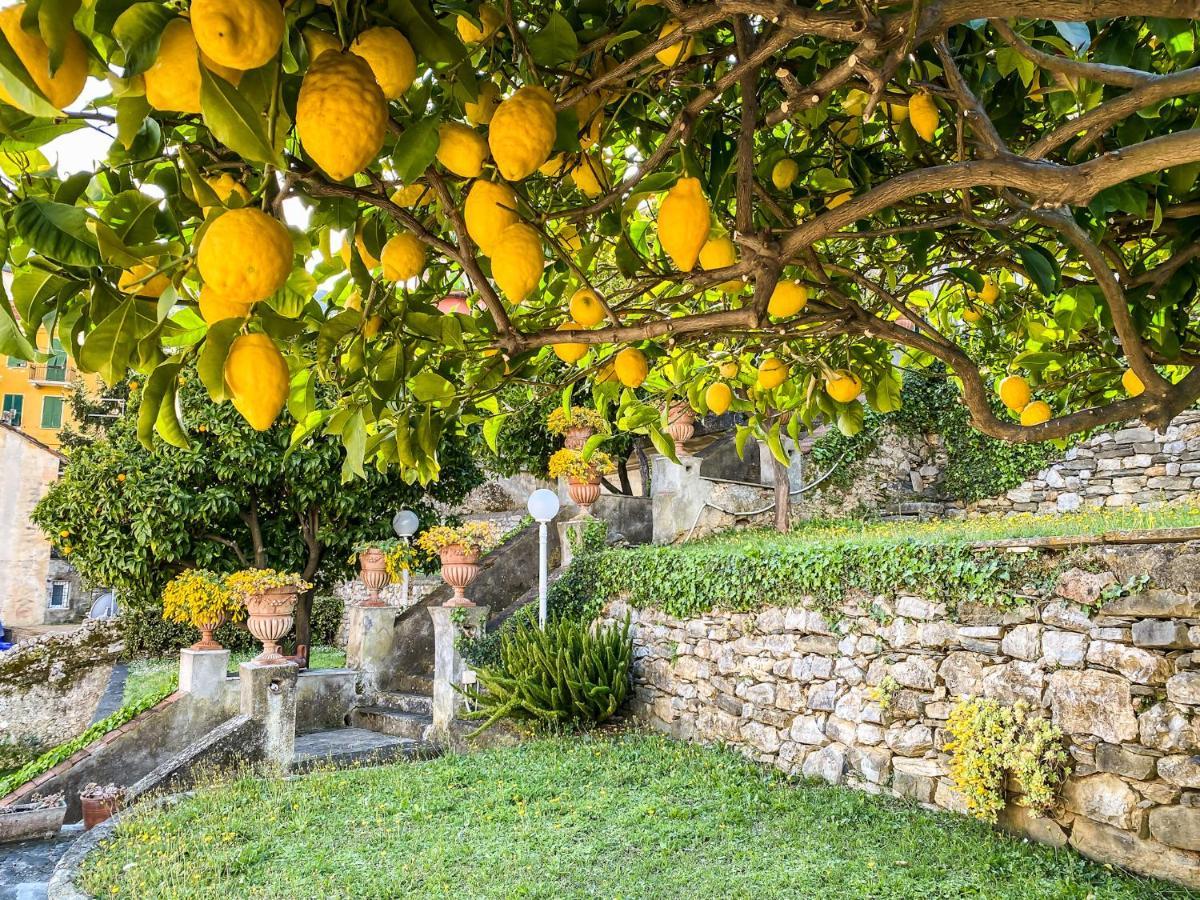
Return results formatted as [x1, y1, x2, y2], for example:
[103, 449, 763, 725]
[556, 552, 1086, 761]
[568, 476, 602, 516]
[440, 544, 481, 607]
[190, 612, 227, 652]
[667, 402, 695, 457]
[563, 425, 594, 451]
[244, 586, 298, 664]
[358, 548, 390, 607]
[81, 795, 120, 831]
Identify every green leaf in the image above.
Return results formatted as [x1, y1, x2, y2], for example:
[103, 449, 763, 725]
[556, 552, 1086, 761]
[112, 3, 174, 77]
[115, 95, 151, 151]
[37, 0, 81, 73]
[12, 198, 100, 266]
[482, 414, 507, 454]
[340, 410, 367, 482]
[387, 0, 466, 66]
[137, 357, 182, 449]
[199, 67, 282, 167]
[196, 317, 243, 402]
[0, 28, 60, 116]
[948, 266, 984, 292]
[1015, 244, 1061, 295]
[867, 369, 903, 413]
[836, 401, 864, 437]
[528, 12, 578, 67]
[391, 119, 440, 184]
[155, 376, 190, 449]
[0, 287, 36, 359]
[647, 423, 677, 462]
[411, 370, 454, 403]
[78, 296, 153, 384]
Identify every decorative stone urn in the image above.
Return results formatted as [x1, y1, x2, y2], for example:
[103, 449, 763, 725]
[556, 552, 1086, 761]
[568, 475, 602, 516]
[564, 425, 594, 450]
[667, 402, 695, 456]
[440, 544, 481, 607]
[358, 547, 390, 607]
[190, 613, 227, 652]
[244, 586, 298, 664]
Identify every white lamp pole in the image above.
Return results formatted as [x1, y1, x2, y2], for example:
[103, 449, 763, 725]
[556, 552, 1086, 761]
[392, 509, 419, 607]
[526, 489, 560, 627]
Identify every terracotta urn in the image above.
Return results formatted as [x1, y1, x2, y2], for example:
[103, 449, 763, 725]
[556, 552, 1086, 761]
[667, 402, 695, 457]
[358, 548, 390, 607]
[440, 544, 481, 607]
[563, 425, 594, 450]
[244, 586, 298, 664]
[190, 612, 227, 652]
[80, 791, 123, 831]
[568, 475, 602, 516]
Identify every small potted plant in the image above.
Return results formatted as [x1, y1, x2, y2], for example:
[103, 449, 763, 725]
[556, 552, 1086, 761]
[79, 783, 125, 831]
[351, 539, 400, 606]
[667, 401, 695, 455]
[224, 569, 312, 663]
[0, 793, 66, 844]
[546, 405, 607, 450]
[416, 521, 501, 607]
[548, 448, 615, 515]
[161, 569, 244, 651]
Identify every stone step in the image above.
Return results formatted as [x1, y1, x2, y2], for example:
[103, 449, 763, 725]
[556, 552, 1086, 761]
[350, 706, 433, 741]
[290, 727, 436, 774]
[390, 673, 434, 695]
[375, 691, 433, 715]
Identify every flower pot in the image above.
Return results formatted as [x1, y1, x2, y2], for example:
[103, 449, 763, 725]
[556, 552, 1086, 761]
[440, 544, 480, 607]
[190, 612, 227, 652]
[244, 586, 298, 664]
[358, 548, 390, 607]
[563, 425, 595, 451]
[667, 402, 695, 457]
[0, 802, 66, 844]
[81, 796, 120, 831]
[568, 476, 601, 516]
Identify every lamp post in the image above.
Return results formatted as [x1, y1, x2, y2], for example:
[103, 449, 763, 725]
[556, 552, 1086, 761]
[392, 509, 419, 608]
[526, 489, 560, 627]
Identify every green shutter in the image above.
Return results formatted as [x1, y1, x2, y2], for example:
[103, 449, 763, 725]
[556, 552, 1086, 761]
[3, 394, 23, 426]
[40, 396, 63, 429]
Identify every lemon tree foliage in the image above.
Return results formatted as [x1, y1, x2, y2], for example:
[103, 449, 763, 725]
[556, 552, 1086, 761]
[2, 2, 1200, 476]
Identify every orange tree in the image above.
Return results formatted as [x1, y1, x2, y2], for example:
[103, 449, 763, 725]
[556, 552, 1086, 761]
[1, 1, 1199, 475]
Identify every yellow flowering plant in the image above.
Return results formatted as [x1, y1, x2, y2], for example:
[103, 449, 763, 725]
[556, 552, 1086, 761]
[161, 569, 244, 628]
[223, 568, 312, 600]
[548, 448, 615, 480]
[415, 521, 501, 556]
[546, 406, 607, 436]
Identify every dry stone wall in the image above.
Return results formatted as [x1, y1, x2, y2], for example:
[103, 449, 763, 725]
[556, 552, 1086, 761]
[600, 541, 1200, 888]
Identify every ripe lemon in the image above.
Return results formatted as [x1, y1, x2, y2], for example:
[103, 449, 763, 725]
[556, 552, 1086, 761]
[772, 159, 799, 191]
[698, 235, 742, 292]
[569, 288, 605, 327]
[655, 20, 693, 67]
[1122, 369, 1146, 397]
[705, 382, 733, 415]
[997, 375, 1031, 412]
[350, 27, 415, 99]
[201, 173, 251, 214]
[457, 3, 503, 43]
[118, 264, 170, 298]
[827, 191, 854, 209]
[224, 333, 290, 431]
[391, 183, 434, 207]
[757, 358, 788, 390]
[570, 153, 608, 198]
[489, 86, 556, 181]
[296, 52, 387, 181]
[340, 226, 380, 269]
[829, 119, 861, 146]
[768, 281, 808, 318]
[908, 92, 939, 142]
[198, 285, 252, 324]
[962, 307, 982, 324]
[381, 233, 426, 282]
[1020, 400, 1052, 426]
[303, 27, 340, 62]
[465, 81, 500, 126]
[436, 122, 488, 178]
[842, 89, 868, 116]
[718, 360, 739, 378]
[614, 347, 649, 387]
[363, 314, 385, 339]
[464, 180, 518, 256]
[144, 18, 242, 114]
[825, 370, 862, 403]
[0, 5, 87, 109]
[977, 277, 1000, 304]
[552, 323, 588, 364]
[539, 154, 569, 177]
[657, 177, 710, 271]
[490, 223, 544, 303]
[191, 0, 284, 71]
[197, 208, 293, 303]
[556, 223, 583, 253]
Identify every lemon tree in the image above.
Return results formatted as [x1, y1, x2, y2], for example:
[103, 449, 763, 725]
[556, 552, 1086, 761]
[2, 1, 1200, 477]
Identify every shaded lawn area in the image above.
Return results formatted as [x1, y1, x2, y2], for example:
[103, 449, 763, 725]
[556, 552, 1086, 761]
[81, 734, 1192, 899]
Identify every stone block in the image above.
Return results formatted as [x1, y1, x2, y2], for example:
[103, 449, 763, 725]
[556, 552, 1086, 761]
[1042, 601, 1094, 632]
[1086, 641, 1172, 685]
[740, 720, 781, 754]
[891, 657, 936, 690]
[1063, 773, 1137, 828]
[1095, 743, 1156, 781]
[1070, 817, 1200, 889]
[178, 648, 230, 702]
[826, 715, 857, 746]
[1054, 570, 1116, 606]
[1048, 670, 1138, 743]
[997, 804, 1068, 848]
[982, 661, 1044, 704]
[790, 714, 827, 745]
[1139, 703, 1199, 752]
[1133, 619, 1192, 650]
[807, 681, 839, 711]
[1001, 624, 1044, 661]
[850, 745, 892, 785]
[802, 743, 846, 785]
[934, 779, 970, 814]
[895, 596, 943, 621]
[1149, 806, 1200, 852]
[1101, 590, 1199, 618]
[1167, 672, 1200, 706]
[1042, 630, 1088, 667]
[885, 723, 933, 756]
[939, 652, 986, 698]
[1160, 755, 1200, 788]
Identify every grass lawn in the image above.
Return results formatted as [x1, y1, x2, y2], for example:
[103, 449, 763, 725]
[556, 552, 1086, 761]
[80, 734, 1191, 899]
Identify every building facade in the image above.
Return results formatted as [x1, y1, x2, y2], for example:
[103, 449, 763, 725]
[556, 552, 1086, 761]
[1, 332, 110, 449]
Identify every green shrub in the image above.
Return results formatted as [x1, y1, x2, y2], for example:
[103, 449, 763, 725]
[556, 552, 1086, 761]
[463, 616, 632, 734]
[308, 594, 344, 646]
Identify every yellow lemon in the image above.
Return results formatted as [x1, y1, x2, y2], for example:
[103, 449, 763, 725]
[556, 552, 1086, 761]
[655, 20, 693, 67]
[829, 119, 861, 146]
[1122, 368, 1146, 397]
[363, 314, 385, 340]
[569, 288, 605, 327]
[757, 358, 788, 390]
[718, 360, 739, 379]
[296, 52, 387, 181]
[191, 0, 284, 71]
[997, 375, 1031, 412]
[825, 370, 862, 403]
[198, 285, 252, 324]
[657, 176, 710, 271]
[303, 27, 340, 62]
[908, 91, 939, 142]
[978, 276, 1000, 304]
[457, 3, 503, 43]
[224, 333, 290, 431]
[391, 183, 434, 207]
[962, 307, 982, 324]
[570, 153, 608, 198]
[350, 27, 416, 99]
[556, 223, 583, 253]
[465, 81, 500, 126]
[827, 191, 854, 209]
[884, 101, 909, 124]
[767, 281, 808, 318]
[705, 382, 732, 415]
[436, 122, 488, 178]
[201, 173, 251, 214]
[539, 154, 569, 177]
[489, 86, 557, 181]
[464, 180, 518, 256]
[340, 226, 380, 269]
[614, 347, 649, 388]
[490, 223, 544, 303]
[698, 236, 742, 293]
[552, 323, 588, 364]
[118, 264, 170, 298]
[772, 159, 799, 191]
[1020, 400, 1052, 426]
[381, 232, 426, 282]
[842, 89, 868, 117]
[144, 18, 242, 114]
[197, 208, 293, 303]
[0, 5, 87, 109]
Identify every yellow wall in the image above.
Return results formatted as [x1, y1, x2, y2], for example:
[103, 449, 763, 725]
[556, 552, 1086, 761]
[0, 332, 103, 449]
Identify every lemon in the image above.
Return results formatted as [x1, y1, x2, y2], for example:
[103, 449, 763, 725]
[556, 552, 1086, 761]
[144, 18, 242, 114]
[829, 119, 861, 146]
[825, 370, 862, 403]
[757, 358, 788, 390]
[191, 0, 285, 71]
[198, 285, 252, 324]
[698, 236, 741, 292]
[464, 180, 518, 255]
[553, 323, 588, 364]
[197, 208, 293, 303]
[340, 226, 380, 269]
[1020, 400, 1052, 426]
[884, 101, 909, 124]
[457, 3, 503, 43]
[614, 347, 648, 387]
[556, 223, 583, 253]
[570, 153, 607, 198]
[436, 122, 488, 178]
[351, 27, 416, 99]
[962, 307, 982, 324]
[718, 360, 739, 379]
[489, 86, 556, 181]
[201, 173, 251, 214]
[842, 89, 868, 117]
[657, 177, 710, 271]
[908, 92, 938, 142]
[997, 375, 1031, 412]
[768, 281, 808, 318]
[0, 5, 87, 109]
[490, 223, 544, 303]
[381, 233, 426, 282]
[705, 382, 733, 415]
[296, 52, 388, 181]
[827, 191, 854, 209]
[118, 264, 170, 298]
[465, 81, 500, 126]
[570, 288, 605, 327]
[655, 20, 693, 67]
[573, 92, 604, 149]
[977, 277, 999, 304]
[391, 183, 434, 207]
[539, 154, 569, 177]
[772, 159, 799, 191]
[224, 333, 290, 431]
[363, 315, 385, 340]
[303, 27, 340, 62]
[1122, 368, 1145, 397]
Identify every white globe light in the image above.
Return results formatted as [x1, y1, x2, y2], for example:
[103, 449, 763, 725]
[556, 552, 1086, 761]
[392, 509, 419, 537]
[527, 489, 561, 523]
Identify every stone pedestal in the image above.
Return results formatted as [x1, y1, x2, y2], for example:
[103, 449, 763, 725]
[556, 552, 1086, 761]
[345, 604, 400, 699]
[178, 648, 230, 702]
[239, 660, 298, 768]
[428, 605, 488, 736]
[558, 518, 586, 567]
[650, 453, 711, 544]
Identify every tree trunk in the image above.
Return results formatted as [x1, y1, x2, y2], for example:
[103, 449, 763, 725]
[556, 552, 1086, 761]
[636, 444, 651, 497]
[616, 456, 633, 495]
[773, 454, 790, 534]
[294, 507, 323, 667]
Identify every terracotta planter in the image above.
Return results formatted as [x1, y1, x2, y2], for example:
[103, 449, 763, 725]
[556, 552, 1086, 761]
[563, 425, 594, 451]
[358, 548, 390, 607]
[440, 544, 480, 607]
[667, 402, 695, 457]
[190, 612, 227, 652]
[81, 796, 120, 831]
[568, 476, 602, 516]
[244, 586, 298, 664]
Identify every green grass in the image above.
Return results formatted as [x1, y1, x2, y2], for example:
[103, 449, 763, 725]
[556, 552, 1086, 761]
[80, 734, 1192, 899]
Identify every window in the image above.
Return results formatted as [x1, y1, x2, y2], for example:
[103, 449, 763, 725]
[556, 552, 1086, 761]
[2, 394, 22, 426]
[48, 581, 70, 610]
[6, 356, 25, 368]
[41, 396, 63, 429]
[44, 340, 67, 383]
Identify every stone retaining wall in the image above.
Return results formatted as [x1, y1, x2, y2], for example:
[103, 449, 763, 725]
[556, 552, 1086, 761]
[600, 540, 1200, 888]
